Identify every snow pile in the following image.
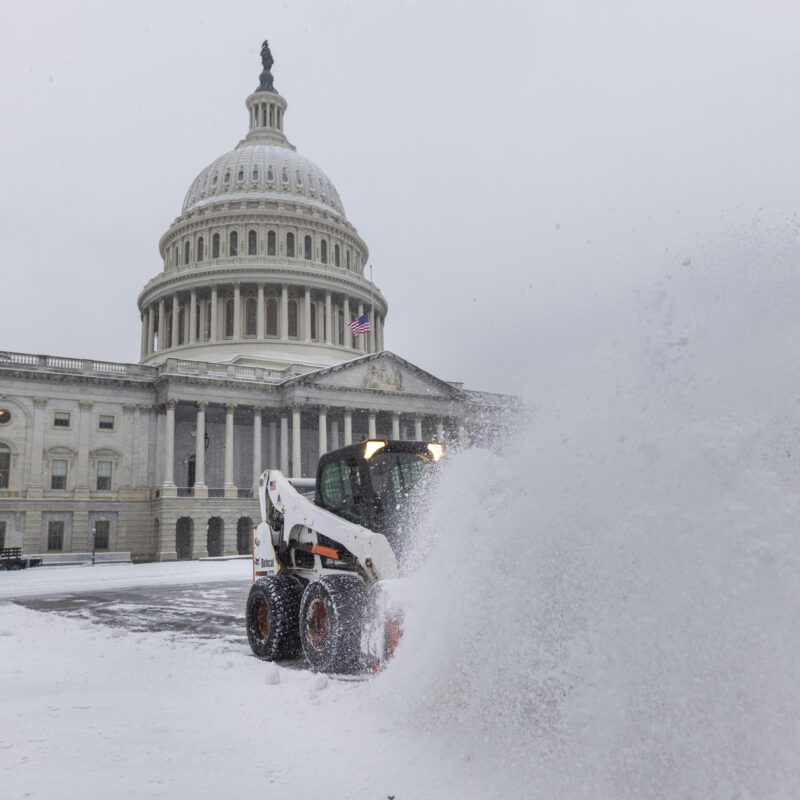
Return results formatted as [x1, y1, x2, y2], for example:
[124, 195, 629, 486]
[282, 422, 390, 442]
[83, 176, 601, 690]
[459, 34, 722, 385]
[377, 226, 800, 798]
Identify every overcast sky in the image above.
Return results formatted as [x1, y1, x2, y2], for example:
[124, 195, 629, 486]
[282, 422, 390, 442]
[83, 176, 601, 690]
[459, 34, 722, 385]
[1, 0, 798, 393]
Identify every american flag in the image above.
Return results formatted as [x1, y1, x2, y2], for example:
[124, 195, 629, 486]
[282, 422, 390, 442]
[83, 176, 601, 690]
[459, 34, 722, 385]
[348, 313, 371, 336]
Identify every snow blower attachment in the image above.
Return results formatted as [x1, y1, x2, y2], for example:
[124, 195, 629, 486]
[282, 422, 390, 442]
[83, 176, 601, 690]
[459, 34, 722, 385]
[246, 439, 443, 673]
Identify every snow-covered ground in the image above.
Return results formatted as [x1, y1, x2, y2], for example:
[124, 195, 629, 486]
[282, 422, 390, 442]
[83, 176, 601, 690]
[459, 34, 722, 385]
[0, 561, 496, 800]
[0, 558, 250, 601]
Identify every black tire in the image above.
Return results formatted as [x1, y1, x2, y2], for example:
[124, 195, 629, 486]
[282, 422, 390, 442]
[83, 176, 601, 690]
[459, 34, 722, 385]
[246, 574, 303, 661]
[299, 574, 368, 673]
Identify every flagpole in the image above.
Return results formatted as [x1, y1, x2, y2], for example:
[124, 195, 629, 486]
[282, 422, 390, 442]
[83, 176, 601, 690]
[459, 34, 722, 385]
[369, 264, 375, 352]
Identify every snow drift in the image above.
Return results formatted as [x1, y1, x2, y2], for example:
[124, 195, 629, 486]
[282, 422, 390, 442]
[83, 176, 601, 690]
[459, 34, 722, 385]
[374, 224, 800, 799]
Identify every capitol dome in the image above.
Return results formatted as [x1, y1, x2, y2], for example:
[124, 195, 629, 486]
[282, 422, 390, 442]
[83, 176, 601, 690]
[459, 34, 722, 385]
[182, 145, 346, 218]
[137, 41, 386, 370]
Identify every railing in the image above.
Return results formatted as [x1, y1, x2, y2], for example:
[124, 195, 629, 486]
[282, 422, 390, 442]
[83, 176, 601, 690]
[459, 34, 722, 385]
[237, 488, 254, 498]
[0, 351, 157, 379]
[208, 488, 226, 498]
[161, 358, 287, 383]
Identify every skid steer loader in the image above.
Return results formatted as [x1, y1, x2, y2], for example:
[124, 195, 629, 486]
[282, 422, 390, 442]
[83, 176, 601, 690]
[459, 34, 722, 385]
[245, 438, 444, 673]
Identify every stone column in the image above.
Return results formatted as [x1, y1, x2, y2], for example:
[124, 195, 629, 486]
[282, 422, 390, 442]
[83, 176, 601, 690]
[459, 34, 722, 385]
[304, 288, 312, 342]
[391, 411, 400, 440]
[252, 406, 263, 489]
[343, 297, 352, 348]
[414, 414, 423, 441]
[193, 401, 208, 498]
[146, 305, 155, 356]
[458, 420, 467, 447]
[233, 284, 241, 339]
[268, 420, 277, 470]
[257, 283, 265, 339]
[367, 409, 377, 439]
[224, 403, 236, 497]
[344, 408, 353, 446]
[318, 406, 328, 459]
[291, 404, 302, 477]
[27, 398, 47, 497]
[162, 400, 177, 495]
[325, 291, 333, 344]
[210, 285, 218, 342]
[377, 315, 384, 351]
[74, 400, 93, 499]
[122, 404, 135, 487]
[171, 294, 179, 349]
[357, 302, 365, 352]
[280, 411, 289, 473]
[436, 418, 445, 440]
[140, 314, 148, 360]
[330, 416, 339, 450]
[280, 285, 289, 340]
[189, 289, 197, 344]
[157, 298, 165, 351]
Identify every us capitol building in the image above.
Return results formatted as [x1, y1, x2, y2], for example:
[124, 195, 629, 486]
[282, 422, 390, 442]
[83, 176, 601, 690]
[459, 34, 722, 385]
[0, 43, 510, 562]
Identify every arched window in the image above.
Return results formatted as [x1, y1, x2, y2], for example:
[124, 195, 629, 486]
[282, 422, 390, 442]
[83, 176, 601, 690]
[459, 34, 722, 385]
[310, 302, 318, 340]
[288, 298, 298, 338]
[266, 297, 278, 336]
[197, 237, 204, 262]
[304, 235, 312, 260]
[267, 167, 274, 182]
[212, 174, 218, 187]
[0, 443, 10, 489]
[184, 241, 191, 265]
[334, 244, 340, 267]
[267, 230, 276, 256]
[212, 233, 220, 259]
[178, 305, 186, 345]
[237, 170, 244, 182]
[248, 230, 257, 255]
[230, 231, 238, 256]
[223, 171, 230, 184]
[295, 170, 303, 187]
[224, 298, 234, 338]
[245, 297, 257, 337]
[346, 249, 351, 270]
[320, 240, 328, 264]
[286, 232, 295, 258]
[281, 168, 289, 185]
[252, 169, 259, 181]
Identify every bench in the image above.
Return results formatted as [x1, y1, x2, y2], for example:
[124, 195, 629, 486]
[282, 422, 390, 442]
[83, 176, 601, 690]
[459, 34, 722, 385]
[0, 547, 43, 570]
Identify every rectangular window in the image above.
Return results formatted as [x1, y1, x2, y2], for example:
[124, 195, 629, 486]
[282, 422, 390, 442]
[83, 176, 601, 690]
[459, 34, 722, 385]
[47, 520, 64, 551]
[54, 412, 71, 428]
[51, 459, 68, 490]
[96, 461, 112, 491]
[98, 415, 115, 430]
[0, 521, 6, 551]
[94, 520, 110, 550]
[0, 447, 9, 489]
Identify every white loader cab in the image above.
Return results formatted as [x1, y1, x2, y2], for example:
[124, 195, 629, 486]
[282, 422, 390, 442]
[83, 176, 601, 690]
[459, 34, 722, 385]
[246, 439, 444, 673]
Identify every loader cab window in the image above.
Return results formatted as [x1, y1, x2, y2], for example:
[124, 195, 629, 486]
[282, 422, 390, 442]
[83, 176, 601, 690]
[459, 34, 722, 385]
[318, 459, 367, 525]
[368, 451, 433, 520]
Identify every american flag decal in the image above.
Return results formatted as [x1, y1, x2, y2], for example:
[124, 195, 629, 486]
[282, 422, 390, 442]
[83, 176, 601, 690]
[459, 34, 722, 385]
[268, 480, 276, 491]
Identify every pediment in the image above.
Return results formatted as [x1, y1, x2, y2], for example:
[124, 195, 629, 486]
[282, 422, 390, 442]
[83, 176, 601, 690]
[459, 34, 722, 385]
[287, 352, 463, 398]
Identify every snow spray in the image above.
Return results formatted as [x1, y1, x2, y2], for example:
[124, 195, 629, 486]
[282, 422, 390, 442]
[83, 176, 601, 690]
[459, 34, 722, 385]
[372, 223, 800, 799]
